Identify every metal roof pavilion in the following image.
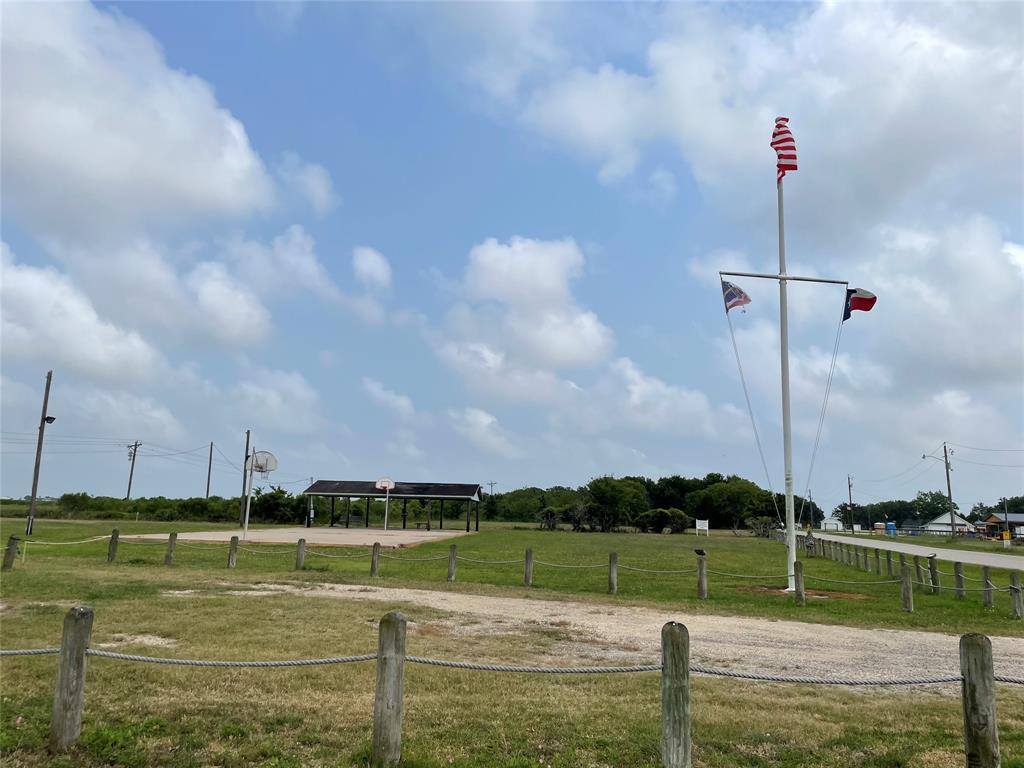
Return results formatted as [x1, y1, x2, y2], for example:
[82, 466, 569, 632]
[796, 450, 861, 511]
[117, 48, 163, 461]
[301, 480, 482, 531]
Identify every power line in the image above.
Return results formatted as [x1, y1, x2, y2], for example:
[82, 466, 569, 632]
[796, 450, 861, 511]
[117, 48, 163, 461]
[214, 443, 241, 472]
[948, 442, 1024, 453]
[954, 457, 1024, 469]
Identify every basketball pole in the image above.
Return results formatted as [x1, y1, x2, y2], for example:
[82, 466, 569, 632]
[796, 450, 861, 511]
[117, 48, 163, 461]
[242, 447, 256, 541]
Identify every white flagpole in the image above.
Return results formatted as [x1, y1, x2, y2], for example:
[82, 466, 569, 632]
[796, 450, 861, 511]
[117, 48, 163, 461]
[777, 179, 797, 591]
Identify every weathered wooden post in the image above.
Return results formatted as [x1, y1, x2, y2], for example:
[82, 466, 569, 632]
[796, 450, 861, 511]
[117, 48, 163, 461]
[524, 548, 534, 586]
[959, 633, 1000, 768]
[608, 552, 618, 595]
[661, 621, 691, 768]
[295, 538, 306, 571]
[914, 556, 924, 589]
[228, 536, 238, 569]
[2, 535, 19, 572]
[371, 542, 381, 578]
[49, 605, 94, 751]
[900, 561, 914, 613]
[794, 560, 805, 607]
[954, 563, 965, 600]
[886, 550, 893, 577]
[1011, 572, 1023, 620]
[447, 544, 457, 583]
[874, 549, 881, 576]
[982, 567, 993, 609]
[697, 556, 708, 600]
[106, 529, 119, 563]
[164, 532, 177, 566]
[928, 556, 940, 595]
[370, 611, 406, 768]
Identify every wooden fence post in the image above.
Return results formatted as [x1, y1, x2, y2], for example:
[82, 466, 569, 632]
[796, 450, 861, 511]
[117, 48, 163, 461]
[49, 605, 94, 752]
[874, 549, 881, 576]
[982, 567, 993, 609]
[959, 633, 1000, 768]
[106, 529, 119, 563]
[900, 561, 914, 613]
[228, 536, 238, 569]
[371, 611, 407, 768]
[164, 532, 177, 566]
[371, 542, 381, 577]
[295, 538, 306, 571]
[447, 545, 457, 583]
[2, 535, 19, 572]
[928, 556, 940, 595]
[1011, 573, 1023, 620]
[524, 548, 534, 586]
[697, 556, 707, 600]
[914, 556, 924, 588]
[954, 563, 965, 600]
[886, 550, 893, 577]
[661, 621, 691, 768]
[794, 560, 805, 607]
[608, 552, 618, 595]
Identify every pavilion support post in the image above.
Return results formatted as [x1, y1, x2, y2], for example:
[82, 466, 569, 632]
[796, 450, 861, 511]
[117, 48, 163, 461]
[426, 501, 431, 531]
[330, 497, 336, 527]
[346, 497, 351, 528]
[402, 499, 408, 530]
[465, 500, 470, 533]
[475, 500, 480, 532]
[439, 500, 444, 530]
[366, 497, 371, 528]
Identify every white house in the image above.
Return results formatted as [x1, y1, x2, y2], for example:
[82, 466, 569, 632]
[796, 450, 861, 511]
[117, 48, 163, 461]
[921, 512, 975, 534]
[820, 518, 842, 531]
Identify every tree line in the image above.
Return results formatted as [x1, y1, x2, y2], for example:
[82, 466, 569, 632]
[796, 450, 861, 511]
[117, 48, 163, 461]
[837, 491, 1024, 529]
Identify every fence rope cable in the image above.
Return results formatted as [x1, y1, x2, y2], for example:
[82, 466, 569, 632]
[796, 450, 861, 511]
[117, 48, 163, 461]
[910, 580, 1012, 593]
[6, 648, 1021, 685]
[455, 556, 524, 565]
[21, 536, 110, 546]
[534, 560, 607, 569]
[238, 546, 296, 555]
[173, 541, 229, 550]
[804, 575, 902, 585]
[378, 554, 449, 562]
[706, 569, 790, 580]
[305, 549, 371, 559]
[617, 565, 698, 574]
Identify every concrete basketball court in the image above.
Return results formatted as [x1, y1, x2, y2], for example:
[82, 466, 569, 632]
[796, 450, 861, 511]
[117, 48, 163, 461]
[125, 526, 472, 549]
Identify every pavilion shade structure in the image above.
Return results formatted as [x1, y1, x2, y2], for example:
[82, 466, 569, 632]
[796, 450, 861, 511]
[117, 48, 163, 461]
[303, 481, 481, 502]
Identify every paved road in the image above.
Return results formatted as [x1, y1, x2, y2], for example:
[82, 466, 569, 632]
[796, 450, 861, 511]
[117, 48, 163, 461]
[817, 533, 1024, 570]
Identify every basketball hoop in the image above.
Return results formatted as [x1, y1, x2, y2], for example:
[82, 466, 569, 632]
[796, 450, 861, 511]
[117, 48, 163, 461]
[242, 450, 277, 539]
[376, 477, 395, 530]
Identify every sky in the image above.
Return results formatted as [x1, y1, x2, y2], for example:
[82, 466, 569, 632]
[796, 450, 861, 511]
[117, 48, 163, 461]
[1, 1, 1022, 514]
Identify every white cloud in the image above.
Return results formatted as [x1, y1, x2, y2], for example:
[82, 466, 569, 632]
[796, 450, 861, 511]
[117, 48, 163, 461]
[362, 378, 416, 420]
[0, 1, 274, 240]
[0, 244, 162, 380]
[449, 407, 524, 459]
[223, 225, 341, 301]
[276, 152, 339, 216]
[387, 429, 425, 461]
[73, 388, 187, 444]
[233, 368, 321, 434]
[186, 262, 272, 344]
[352, 247, 393, 291]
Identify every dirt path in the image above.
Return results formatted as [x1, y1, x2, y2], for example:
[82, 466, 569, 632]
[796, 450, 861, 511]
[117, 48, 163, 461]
[225, 582, 1024, 684]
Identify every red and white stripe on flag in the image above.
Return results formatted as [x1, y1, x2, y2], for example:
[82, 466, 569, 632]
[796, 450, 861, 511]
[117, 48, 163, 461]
[771, 116, 797, 182]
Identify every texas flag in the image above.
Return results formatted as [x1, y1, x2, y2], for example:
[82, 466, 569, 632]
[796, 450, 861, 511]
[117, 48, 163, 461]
[843, 288, 877, 321]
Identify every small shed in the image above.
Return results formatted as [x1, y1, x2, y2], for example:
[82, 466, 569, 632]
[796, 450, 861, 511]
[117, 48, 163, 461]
[921, 512, 975, 534]
[302, 480, 483, 532]
[981, 511, 1024, 538]
[820, 519, 842, 531]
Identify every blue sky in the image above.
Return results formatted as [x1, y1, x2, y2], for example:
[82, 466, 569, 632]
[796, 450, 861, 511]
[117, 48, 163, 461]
[2, 1, 1022, 513]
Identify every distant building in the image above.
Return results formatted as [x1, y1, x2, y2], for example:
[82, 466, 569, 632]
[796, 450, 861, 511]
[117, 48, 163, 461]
[921, 512, 975, 534]
[980, 511, 1024, 539]
[820, 518, 842, 531]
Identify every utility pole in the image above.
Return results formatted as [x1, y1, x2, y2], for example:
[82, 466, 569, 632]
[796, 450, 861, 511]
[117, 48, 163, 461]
[487, 481, 497, 497]
[847, 475, 854, 533]
[943, 442, 955, 536]
[25, 370, 54, 536]
[239, 429, 250, 526]
[206, 442, 213, 499]
[126, 441, 140, 500]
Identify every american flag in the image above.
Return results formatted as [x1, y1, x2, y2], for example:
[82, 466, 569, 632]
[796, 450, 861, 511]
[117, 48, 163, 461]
[721, 281, 751, 313]
[770, 116, 797, 182]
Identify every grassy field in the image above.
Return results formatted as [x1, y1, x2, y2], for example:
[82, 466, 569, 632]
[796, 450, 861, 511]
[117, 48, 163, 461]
[2, 518, 1023, 767]
[831, 532, 1022, 554]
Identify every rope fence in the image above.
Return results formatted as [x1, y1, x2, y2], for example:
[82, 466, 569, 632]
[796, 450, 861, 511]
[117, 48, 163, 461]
[1, 606, 1018, 767]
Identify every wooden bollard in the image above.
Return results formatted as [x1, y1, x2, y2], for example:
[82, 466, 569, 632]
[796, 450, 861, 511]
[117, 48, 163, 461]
[928, 556, 940, 595]
[295, 538, 306, 571]
[982, 567, 993, 609]
[886, 550, 893, 577]
[447, 545, 456, 583]
[106, 529, 119, 563]
[228, 536, 238, 569]
[900, 561, 914, 613]
[1011, 573, 1024, 620]
[371, 611, 407, 767]
[2, 535, 19, 572]
[49, 605, 94, 751]
[164, 532, 177, 566]
[874, 549, 881, 576]
[954, 562, 965, 600]
[524, 548, 534, 586]
[371, 542, 381, 577]
[914, 556, 924, 588]
[794, 560, 805, 607]
[661, 621, 691, 768]
[608, 552, 618, 595]
[959, 633, 1000, 767]
[697, 556, 708, 600]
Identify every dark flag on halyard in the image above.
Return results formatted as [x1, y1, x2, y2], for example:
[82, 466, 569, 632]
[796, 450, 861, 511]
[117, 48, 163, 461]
[722, 280, 752, 313]
[771, 117, 798, 182]
[843, 288, 877, 321]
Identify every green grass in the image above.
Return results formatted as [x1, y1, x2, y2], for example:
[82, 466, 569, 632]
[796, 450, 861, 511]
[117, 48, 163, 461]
[831, 532, 1022, 554]
[3, 517, 1022, 637]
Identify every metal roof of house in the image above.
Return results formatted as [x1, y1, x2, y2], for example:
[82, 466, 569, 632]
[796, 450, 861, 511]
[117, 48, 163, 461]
[982, 511, 1024, 524]
[302, 480, 481, 501]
